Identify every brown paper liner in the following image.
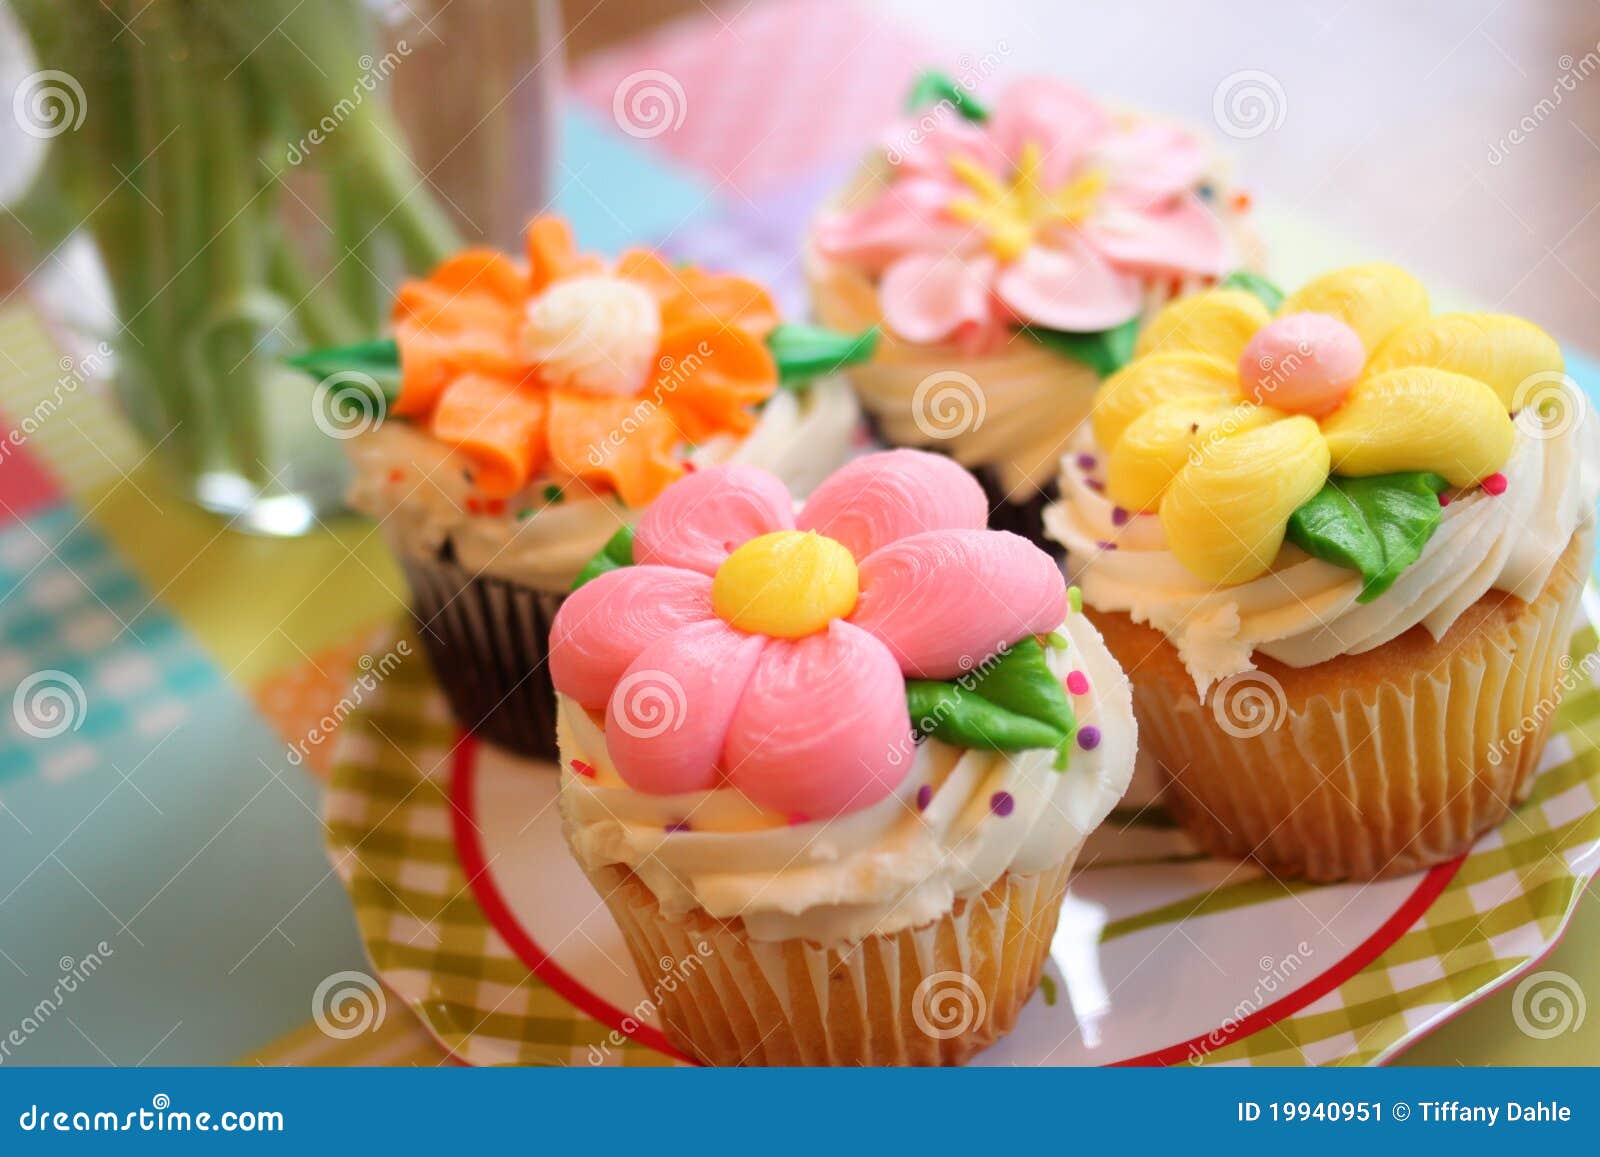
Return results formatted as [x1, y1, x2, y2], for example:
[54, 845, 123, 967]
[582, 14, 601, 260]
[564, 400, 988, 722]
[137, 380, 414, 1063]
[583, 857, 1075, 1066]
[1089, 526, 1594, 882]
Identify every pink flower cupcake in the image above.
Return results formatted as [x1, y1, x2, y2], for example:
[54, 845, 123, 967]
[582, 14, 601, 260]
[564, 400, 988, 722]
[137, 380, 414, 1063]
[807, 73, 1261, 549]
[550, 449, 1136, 1065]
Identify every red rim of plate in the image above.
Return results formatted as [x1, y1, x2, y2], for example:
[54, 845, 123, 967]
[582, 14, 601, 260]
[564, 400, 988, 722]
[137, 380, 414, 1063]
[450, 731, 1464, 1067]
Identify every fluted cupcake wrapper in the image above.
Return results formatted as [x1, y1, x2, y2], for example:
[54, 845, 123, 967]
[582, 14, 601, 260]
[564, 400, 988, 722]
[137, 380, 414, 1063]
[584, 856, 1074, 1066]
[401, 554, 563, 762]
[1098, 526, 1594, 882]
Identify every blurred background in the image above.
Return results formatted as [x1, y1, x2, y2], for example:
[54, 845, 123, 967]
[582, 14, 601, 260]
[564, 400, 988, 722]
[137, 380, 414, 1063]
[1, 0, 1597, 1067]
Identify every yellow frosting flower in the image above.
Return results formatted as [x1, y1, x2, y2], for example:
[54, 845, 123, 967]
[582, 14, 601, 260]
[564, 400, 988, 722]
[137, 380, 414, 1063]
[1091, 264, 1562, 585]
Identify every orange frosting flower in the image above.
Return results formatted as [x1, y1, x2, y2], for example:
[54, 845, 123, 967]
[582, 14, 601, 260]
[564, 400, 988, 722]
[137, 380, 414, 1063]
[392, 216, 780, 505]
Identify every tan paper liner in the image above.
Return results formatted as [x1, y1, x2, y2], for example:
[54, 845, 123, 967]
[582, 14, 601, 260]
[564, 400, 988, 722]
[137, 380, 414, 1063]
[582, 855, 1075, 1066]
[1089, 526, 1594, 881]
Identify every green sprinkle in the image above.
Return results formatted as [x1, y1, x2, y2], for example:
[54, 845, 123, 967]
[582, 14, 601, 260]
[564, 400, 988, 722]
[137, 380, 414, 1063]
[515, 506, 534, 521]
[542, 484, 564, 504]
[1068, 586, 1083, 614]
[1046, 631, 1070, 651]
[1039, 974, 1058, 1006]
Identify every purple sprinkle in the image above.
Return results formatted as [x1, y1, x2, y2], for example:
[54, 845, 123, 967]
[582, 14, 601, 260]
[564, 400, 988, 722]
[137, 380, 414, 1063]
[915, 784, 933, 811]
[1076, 454, 1097, 471]
[1077, 726, 1102, 751]
[1085, 478, 1105, 494]
[990, 791, 1015, 818]
[1111, 506, 1129, 527]
[664, 820, 692, 834]
[1096, 540, 1119, 551]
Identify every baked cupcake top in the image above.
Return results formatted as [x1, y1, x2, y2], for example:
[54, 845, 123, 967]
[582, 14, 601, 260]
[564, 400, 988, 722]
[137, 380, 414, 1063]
[1045, 264, 1600, 693]
[550, 449, 1136, 943]
[812, 73, 1244, 359]
[298, 215, 871, 588]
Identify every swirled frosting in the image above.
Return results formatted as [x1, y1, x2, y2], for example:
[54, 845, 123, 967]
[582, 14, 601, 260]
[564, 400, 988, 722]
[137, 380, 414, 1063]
[558, 610, 1136, 945]
[1044, 394, 1600, 696]
[345, 379, 861, 592]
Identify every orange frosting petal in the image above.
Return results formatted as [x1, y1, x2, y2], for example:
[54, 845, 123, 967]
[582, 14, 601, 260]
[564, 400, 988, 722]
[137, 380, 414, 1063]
[419, 248, 529, 305]
[428, 374, 547, 499]
[527, 215, 603, 291]
[547, 388, 685, 507]
[614, 248, 683, 302]
[662, 269, 780, 336]
[657, 321, 776, 441]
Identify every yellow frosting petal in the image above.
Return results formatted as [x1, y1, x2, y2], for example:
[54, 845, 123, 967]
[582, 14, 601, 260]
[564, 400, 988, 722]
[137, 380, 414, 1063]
[1365, 312, 1563, 409]
[1107, 398, 1282, 512]
[1277, 263, 1429, 353]
[1319, 367, 1515, 487]
[1160, 416, 1330, 586]
[1133, 289, 1273, 364]
[713, 531, 859, 638]
[1090, 353, 1238, 452]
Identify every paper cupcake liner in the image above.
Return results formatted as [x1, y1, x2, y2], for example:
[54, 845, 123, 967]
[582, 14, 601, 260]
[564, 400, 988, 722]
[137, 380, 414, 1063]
[401, 553, 564, 762]
[584, 856, 1075, 1066]
[1092, 526, 1594, 881]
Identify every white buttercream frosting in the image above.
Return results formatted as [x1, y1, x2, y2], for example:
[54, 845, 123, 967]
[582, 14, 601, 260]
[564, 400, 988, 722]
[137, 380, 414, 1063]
[557, 613, 1136, 947]
[1044, 389, 1600, 696]
[345, 378, 861, 593]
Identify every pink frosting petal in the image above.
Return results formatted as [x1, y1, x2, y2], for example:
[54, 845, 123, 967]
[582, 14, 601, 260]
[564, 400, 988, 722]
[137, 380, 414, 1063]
[606, 620, 768, 796]
[988, 77, 1113, 188]
[812, 177, 968, 275]
[723, 622, 911, 818]
[852, 529, 1067, 678]
[632, 464, 796, 576]
[1095, 123, 1210, 206]
[889, 115, 1008, 179]
[550, 565, 715, 710]
[993, 232, 1144, 332]
[878, 251, 999, 344]
[797, 448, 988, 561]
[1085, 192, 1230, 277]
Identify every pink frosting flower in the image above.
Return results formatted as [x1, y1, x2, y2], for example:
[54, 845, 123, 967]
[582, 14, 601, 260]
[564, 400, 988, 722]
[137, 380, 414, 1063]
[550, 450, 1067, 819]
[815, 77, 1230, 348]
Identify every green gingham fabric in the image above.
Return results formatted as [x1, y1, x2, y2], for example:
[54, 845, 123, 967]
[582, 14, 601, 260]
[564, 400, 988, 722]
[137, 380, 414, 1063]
[324, 620, 1600, 1067]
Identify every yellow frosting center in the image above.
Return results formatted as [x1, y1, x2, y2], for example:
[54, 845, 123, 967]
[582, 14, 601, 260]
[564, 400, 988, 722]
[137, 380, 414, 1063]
[947, 141, 1106, 261]
[712, 531, 859, 638]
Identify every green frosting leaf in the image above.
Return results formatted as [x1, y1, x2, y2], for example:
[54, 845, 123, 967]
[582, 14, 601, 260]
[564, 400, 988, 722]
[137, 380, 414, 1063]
[284, 337, 402, 407]
[1221, 270, 1285, 313]
[572, 525, 636, 591]
[1021, 318, 1141, 377]
[1285, 472, 1449, 602]
[903, 70, 988, 121]
[765, 323, 879, 391]
[906, 637, 1076, 762]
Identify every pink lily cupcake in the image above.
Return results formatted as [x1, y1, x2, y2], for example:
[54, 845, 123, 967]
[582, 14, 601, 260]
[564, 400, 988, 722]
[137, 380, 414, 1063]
[550, 450, 1136, 1065]
[1046, 264, 1599, 880]
[807, 72, 1260, 549]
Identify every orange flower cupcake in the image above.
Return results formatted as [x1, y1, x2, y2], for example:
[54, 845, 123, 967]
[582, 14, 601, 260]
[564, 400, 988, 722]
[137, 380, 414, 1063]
[300, 216, 868, 759]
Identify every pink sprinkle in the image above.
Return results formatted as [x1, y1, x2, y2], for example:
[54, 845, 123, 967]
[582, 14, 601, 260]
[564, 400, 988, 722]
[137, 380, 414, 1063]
[1066, 670, 1090, 696]
[1085, 478, 1105, 494]
[787, 812, 811, 826]
[1438, 493, 1452, 507]
[1481, 472, 1508, 496]
[570, 760, 597, 779]
[1111, 506, 1129, 527]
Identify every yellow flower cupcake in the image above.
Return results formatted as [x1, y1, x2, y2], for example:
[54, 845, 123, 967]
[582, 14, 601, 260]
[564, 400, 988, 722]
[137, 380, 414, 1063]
[1045, 264, 1599, 880]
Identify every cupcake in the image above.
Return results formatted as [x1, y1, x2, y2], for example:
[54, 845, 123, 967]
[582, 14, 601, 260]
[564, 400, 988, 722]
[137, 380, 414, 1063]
[303, 216, 868, 759]
[1045, 264, 1600, 880]
[549, 450, 1135, 1065]
[807, 71, 1260, 550]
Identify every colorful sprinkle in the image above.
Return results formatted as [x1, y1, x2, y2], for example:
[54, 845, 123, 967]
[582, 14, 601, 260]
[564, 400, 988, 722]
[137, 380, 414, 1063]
[1231, 190, 1253, 213]
[387, 468, 405, 483]
[570, 759, 597, 779]
[485, 498, 507, 517]
[1095, 540, 1118, 551]
[1066, 670, 1090, 696]
[1077, 725, 1101, 751]
[1437, 493, 1452, 508]
[465, 497, 484, 514]
[1481, 472, 1508, 496]
[516, 506, 534, 520]
[543, 484, 564, 503]
[989, 791, 1015, 817]
[1068, 585, 1083, 614]
[1085, 478, 1105, 494]
[915, 784, 933, 812]
[1076, 454, 1098, 473]
[1111, 506, 1129, 527]
[664, 819, 692, 834]
[787, 811, 811, 826]
[681, 460, 698, 474]
[1046, 630, 1070, 651]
